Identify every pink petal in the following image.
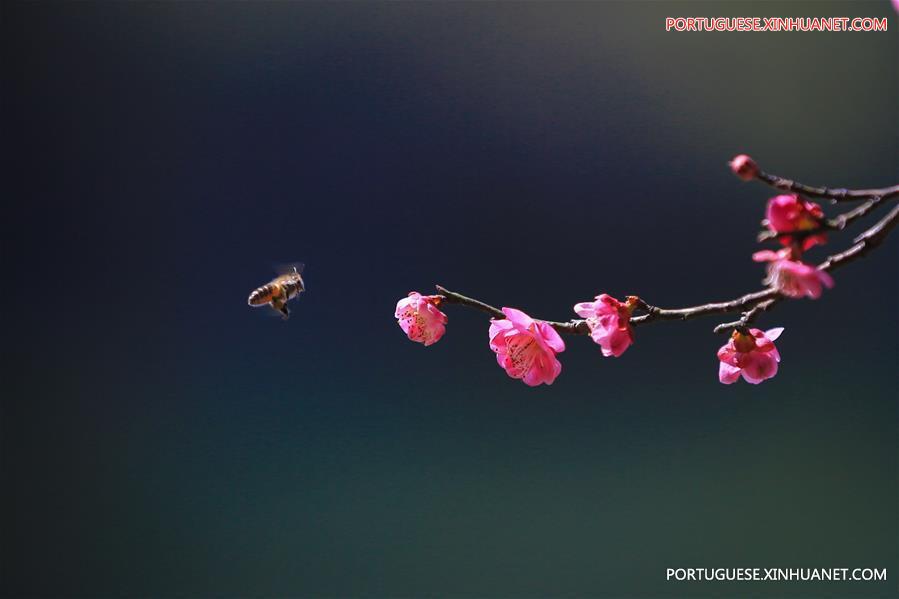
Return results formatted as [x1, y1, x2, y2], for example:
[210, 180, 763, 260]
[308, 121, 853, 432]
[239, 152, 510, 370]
[394, 297, 414, 318]
[488, 318, 514, 341]
[806, 280, 823, 299]
[719, 362, 742, 384]
[717, 342, 737, 364]
[605, 329, 633, 357]
[752, 250, 780, 262]
[741, 353, 778, 384]
[573, 302, 596, 319]
[536, 321, 565, 354]
[764, 327, 784, 341]
[501, 307, 533, 329]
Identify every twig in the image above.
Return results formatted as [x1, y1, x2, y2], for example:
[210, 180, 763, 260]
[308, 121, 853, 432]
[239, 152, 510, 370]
[755, 170, 899, 202]
[712, 298, 780, 334]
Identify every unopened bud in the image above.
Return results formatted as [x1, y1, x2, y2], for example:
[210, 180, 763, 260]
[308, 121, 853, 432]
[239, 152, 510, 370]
[729, 154, 759, 181]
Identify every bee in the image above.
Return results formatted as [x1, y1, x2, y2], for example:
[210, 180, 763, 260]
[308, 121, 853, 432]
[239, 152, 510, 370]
[247, 263, 305, 319]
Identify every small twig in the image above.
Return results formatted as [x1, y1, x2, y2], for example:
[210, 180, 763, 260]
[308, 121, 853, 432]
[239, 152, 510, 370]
[755, 170, 899, 202]
[712, 298, 780, 334]
[831, 196, 884, 230]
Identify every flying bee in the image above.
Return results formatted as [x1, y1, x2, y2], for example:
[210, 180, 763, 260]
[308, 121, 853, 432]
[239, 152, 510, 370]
[247, 263, 305, 319]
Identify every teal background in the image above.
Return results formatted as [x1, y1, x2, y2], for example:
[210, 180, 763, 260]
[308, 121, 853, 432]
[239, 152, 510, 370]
[2, 1, 897, 597]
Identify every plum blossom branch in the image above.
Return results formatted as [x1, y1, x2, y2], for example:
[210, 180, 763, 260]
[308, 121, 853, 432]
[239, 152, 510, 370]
[711, 203, 899, 333]
[397, 156, 899, 386]
[433, 184, 898, 336]
[435, 285, 589, 335]
[434, 285, 785, 336]
[818, 203, 899, 272]
[754, 170, 899, 202]
[630, 288, 779, 327]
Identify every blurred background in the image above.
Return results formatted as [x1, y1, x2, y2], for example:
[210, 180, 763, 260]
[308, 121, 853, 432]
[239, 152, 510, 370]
[2, 1, 896, 597]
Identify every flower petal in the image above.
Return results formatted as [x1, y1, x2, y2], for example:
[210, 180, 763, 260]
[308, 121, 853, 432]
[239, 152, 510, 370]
[764, 327, 784, 341]
[573, 302, 596, 319]
[719, 362, 742, 384]
[536, 321, 566, 354]
[501, 307, 533, 329]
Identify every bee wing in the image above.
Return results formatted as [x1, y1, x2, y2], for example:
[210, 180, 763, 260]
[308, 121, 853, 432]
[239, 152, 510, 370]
[256, 306, 289, 319]
[274, 261, 305, 276]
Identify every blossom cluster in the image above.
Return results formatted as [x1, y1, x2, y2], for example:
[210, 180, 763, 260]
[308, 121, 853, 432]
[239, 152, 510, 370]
[729, 155, 835, 302]
[393, 154, 840, 387]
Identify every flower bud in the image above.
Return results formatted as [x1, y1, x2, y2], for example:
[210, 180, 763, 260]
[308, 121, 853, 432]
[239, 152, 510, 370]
[729, 154, 759, 181]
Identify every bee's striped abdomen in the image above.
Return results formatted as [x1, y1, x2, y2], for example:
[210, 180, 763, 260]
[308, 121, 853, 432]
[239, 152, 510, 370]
[248, 283, 282, 306]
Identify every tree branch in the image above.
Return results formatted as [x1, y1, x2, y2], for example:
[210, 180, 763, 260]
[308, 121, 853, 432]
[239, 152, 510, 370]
[629, 288, 779, 327]
[435, 285, 589, 335]
[433, 198, 899, 340]
[817, 203, 899, 273]
[754, 170, 899, 202]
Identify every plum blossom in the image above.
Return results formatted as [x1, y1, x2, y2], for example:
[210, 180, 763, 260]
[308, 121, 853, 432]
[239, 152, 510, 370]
[753, 249, 834, 299]
[718, 327, 783, 384]
[488, 307, 565, 386]
[766, 194, 826, 250]
[729, 154, 759, 181]
[395, 292, 447, 346]
[573, 294, 637, 357]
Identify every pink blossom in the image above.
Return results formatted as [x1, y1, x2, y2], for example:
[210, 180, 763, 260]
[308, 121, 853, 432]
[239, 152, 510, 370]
[765, 194, 826, 250]
[488, 307, 565, 386]
[753, 250, 834, 299]
[729, 154, 758, 181]
[718, 327, 783, 385]
[395, 292, 447, 346]
[573, 294, 636, 357]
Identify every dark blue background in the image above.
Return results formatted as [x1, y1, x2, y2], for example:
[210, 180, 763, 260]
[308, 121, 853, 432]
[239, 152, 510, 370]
[2, 1, 896, 596]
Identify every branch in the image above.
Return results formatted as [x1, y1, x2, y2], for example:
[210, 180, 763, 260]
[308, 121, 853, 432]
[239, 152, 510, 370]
[817, 203, 899, 273]
[630, 288, 779, 326]
[755, 170, 899, 202]
[433, 200, 899, 339]
[435, 285, 589, 335]
[712, 204, 899, 333]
